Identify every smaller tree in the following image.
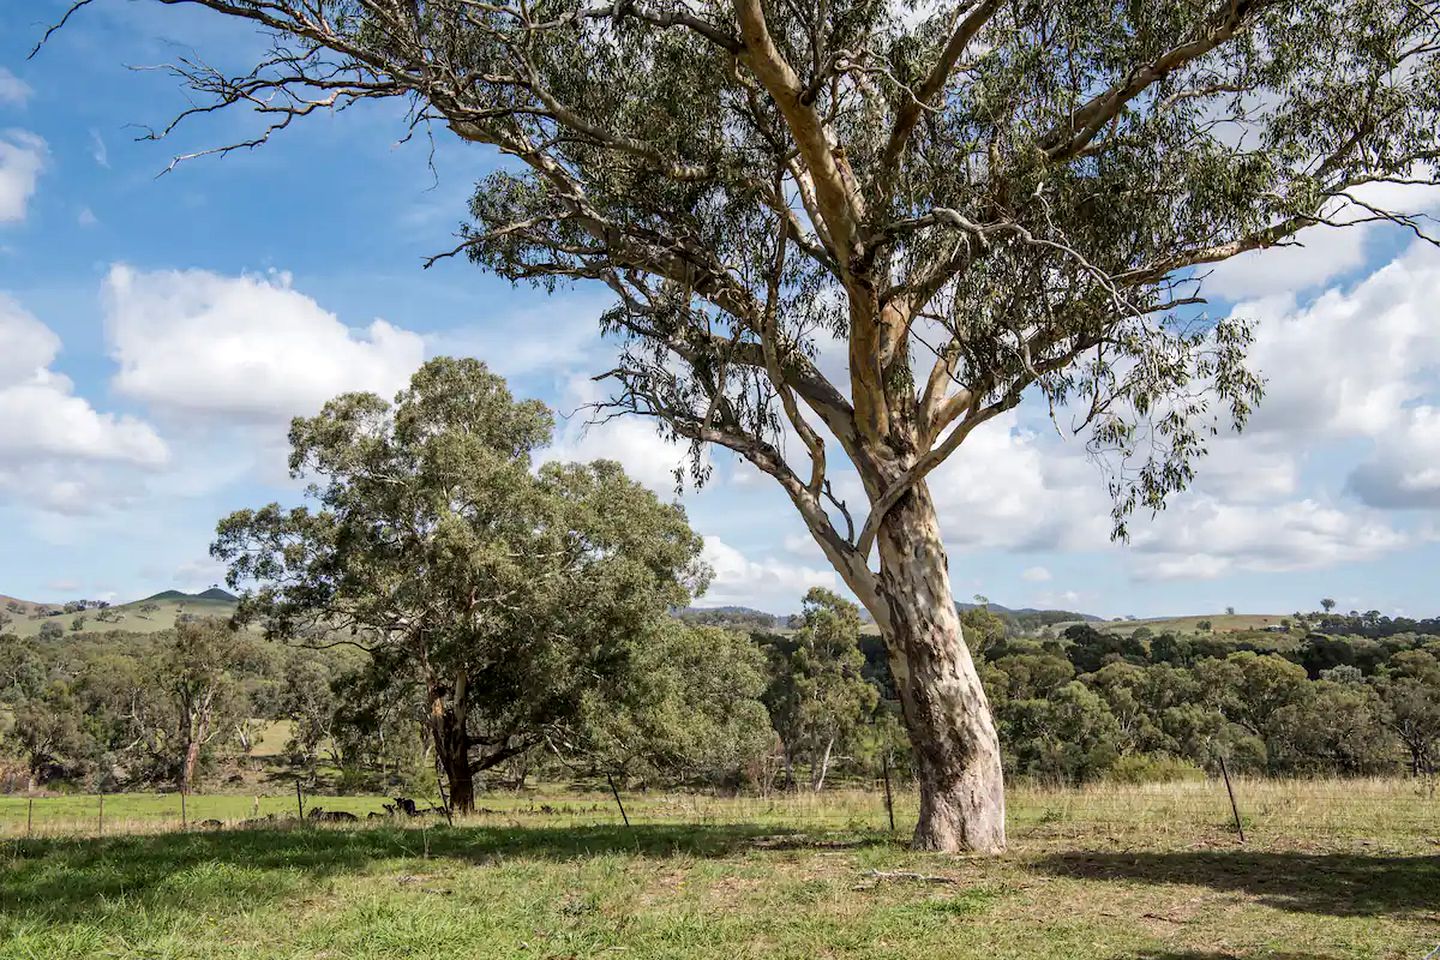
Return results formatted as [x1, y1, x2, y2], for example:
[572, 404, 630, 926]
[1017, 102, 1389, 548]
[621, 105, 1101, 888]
[140, 602, 160, 618]
[162, 618, 254, 793]
[37, 621, 63, 642]
[70, 614, 87, 633]
[1377, 650, 1440, 775]
[575, 621, 772, 794]
[10, 681, 88, 791]
[1321, 598, 1338, 614]
[763, 588, 878, 791]
[213, 358, 706, 812]
[279, 653, 342, 778]
[959, 605, 1007, 661]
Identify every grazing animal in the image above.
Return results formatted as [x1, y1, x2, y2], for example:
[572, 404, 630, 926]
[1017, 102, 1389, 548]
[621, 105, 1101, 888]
[307, 807, 359, 823]
[392, 796, 420, 817]
[198, 819, 224, 829]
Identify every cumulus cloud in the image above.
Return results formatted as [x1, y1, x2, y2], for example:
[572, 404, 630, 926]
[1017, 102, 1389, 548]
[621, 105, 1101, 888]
[0, 295, 168, 514]
[1240, 250, 1440, 439]
[1346, 406, 1440, 509]
[0, 130, 46, 223]
[104, 265, 426, 422]
[698, 535, 840, 609]
[1204, 223, 1375, 300]
[1021, 565, 1052, 582]
[542, 375, 696, 494]
[0, 69, 32, 107]
[1130, 499, 1408, 581]
[927, 412, 1111, 554]
[1204, 183, 1440, 300]
[915, 239, 1440, 582]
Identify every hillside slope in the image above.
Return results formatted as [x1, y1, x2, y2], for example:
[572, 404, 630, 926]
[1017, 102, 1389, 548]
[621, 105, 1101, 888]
[1, 590, 239, 639]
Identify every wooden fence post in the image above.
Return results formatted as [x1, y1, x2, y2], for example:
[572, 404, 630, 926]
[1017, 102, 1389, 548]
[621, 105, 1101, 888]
[295, 780, 305, 821]
[97, 792, 104, 836]
[607, 774, 630, 827]
[881, 754, 896, 832]
[181, 790, 188, 831]
[1218, 755, 1245, 843]
[26, 796, 33, 838]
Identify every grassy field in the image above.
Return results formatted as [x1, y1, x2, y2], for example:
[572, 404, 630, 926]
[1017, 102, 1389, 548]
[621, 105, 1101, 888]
[1, 779, 1435, 959]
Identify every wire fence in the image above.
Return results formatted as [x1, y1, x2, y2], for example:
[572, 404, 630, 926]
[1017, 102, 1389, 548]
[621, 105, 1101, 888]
[1, 776, 1434, 846]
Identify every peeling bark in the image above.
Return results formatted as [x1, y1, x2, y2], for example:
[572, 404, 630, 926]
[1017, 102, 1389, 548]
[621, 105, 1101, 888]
[875, 483, 1006, 854]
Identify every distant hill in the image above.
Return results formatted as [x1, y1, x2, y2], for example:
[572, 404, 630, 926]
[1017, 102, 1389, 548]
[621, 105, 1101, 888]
[1, 589, 239, 640]
[955, 601, 1104, 622]
[1096, 613, 1291, 635]
[676, 605, 782, 629]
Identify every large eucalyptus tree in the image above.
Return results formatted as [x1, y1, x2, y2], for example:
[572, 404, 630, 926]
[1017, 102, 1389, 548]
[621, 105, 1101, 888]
[46, 0, 1440, 851]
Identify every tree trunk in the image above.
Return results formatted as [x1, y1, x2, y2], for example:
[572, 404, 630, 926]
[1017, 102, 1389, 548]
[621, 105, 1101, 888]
[181, 738, 202, 794]
[874, 483, 1006, 854]
[430, 700, 475, 814]
[811, 736, 835, 792]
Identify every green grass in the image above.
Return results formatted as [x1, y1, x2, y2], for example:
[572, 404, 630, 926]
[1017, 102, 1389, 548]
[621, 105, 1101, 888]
[2, 779, 1436, 959]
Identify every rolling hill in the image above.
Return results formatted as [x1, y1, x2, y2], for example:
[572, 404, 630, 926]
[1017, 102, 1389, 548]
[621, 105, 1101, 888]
[1093, 612, 1292, 635]
[0, 589, 240, 639]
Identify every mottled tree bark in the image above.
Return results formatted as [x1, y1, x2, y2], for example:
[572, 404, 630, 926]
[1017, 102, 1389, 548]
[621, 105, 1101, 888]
[875, 484, 1006, 854]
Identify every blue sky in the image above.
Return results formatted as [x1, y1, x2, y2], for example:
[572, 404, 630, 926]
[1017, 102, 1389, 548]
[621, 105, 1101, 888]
[3, 1, 1440, 619]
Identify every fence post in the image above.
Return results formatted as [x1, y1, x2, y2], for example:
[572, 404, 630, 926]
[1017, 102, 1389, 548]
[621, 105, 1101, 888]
[26, 796, 33, 838]
[606, 774, 631, 827]
[295, 780, 305, 821]
[181, 790, 188, 831]
[97, 792, 104, 836]
[881, 754, 896, 832]
[1218, 754, 1245, 843]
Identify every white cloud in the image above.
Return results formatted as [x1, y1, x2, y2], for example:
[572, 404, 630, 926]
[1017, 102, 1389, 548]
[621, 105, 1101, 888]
[1130, 499, 1408, 581]
[89, 129, 109, 168]
[104, 265, 426, 422]
[1204, 183, 1440, 300]
[1204, 223, 1375, 300]
[1240, 250, 1440, 439]
[0, 70, 31, 107]
[542, 375, 695, 494]
[698, 535, 840, 609]
[928, 413, 1110, 553]
[0, 295, 168, 514]
[1347, 406, 1440, 509]
[0, 130, 46, 223]
[77, 207, 97, 227]
[1021, 565, 1052, 582]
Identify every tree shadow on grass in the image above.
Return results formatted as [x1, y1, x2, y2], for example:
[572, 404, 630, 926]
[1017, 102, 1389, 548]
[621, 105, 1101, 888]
[0, 821, 891, 927]
[1030, 849, 1440, 920]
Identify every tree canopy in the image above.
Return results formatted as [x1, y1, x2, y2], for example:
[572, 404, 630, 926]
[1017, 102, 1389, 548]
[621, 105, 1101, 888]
[212, 357, 709, 809]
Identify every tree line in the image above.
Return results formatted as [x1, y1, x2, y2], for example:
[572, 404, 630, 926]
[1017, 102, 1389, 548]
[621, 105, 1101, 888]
[4, 591, 1438, 798]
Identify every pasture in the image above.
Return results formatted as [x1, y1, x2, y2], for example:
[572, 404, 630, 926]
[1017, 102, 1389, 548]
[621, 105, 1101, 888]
[2, 779, 1435, 959]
